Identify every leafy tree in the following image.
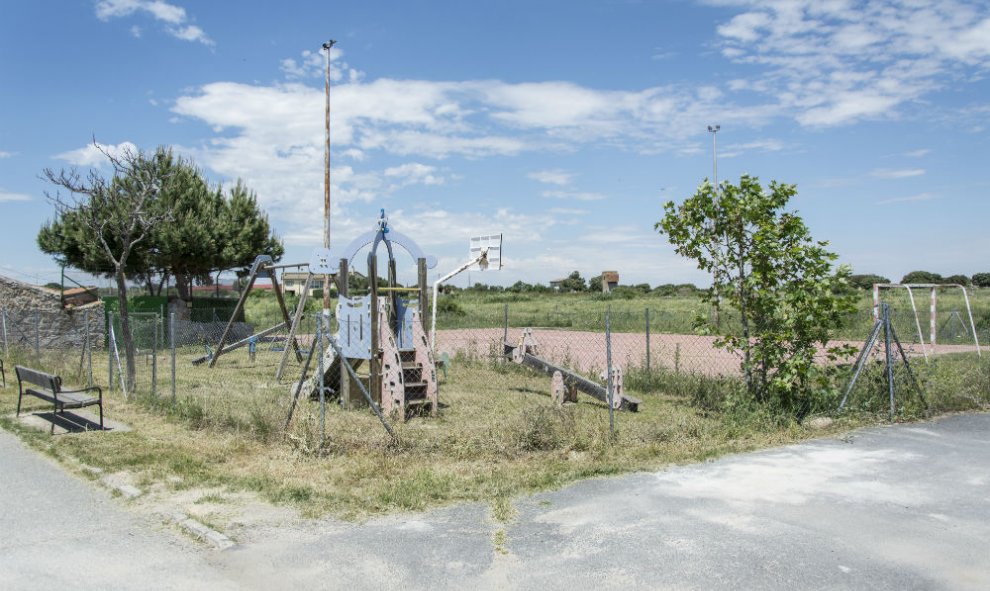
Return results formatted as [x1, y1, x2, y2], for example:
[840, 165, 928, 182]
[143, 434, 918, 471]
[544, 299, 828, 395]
[588, 275, 603, 292]
[972, 273, 990, 288]
[901, 270, 942, 284]
[41, 148, 283, 304]
[943, 274, 969, 286]
[657, 175, 856, 411]
[41, 143, 173, 390]
[559, 270, 586, 292]
[848, 274, 890, 290]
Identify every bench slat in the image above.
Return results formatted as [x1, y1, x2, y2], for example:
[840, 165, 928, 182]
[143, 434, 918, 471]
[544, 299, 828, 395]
[15, 366, 60, 391]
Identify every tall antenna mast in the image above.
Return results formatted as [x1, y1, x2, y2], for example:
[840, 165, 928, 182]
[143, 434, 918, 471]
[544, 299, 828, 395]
[322, 39, 337, 315]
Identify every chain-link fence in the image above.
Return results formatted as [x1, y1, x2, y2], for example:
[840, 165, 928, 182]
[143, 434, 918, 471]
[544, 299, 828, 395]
[3, 294, 988, 445]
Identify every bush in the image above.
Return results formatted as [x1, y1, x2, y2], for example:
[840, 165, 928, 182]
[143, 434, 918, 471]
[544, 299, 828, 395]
[972, 273, 990, 288]
[848, 274, 890, 290]
[901, 270, 942, 284]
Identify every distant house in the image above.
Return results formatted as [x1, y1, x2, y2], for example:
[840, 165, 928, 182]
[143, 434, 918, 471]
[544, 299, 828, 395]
[282, 272, 317, 297]
[62, 286, 99, 307]
[601, 271, 619, 294]
[549, 278, 567, 291]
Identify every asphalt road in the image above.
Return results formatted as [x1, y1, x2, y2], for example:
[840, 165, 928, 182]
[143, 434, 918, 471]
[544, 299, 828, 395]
[0, 428, 239, 591]
[3, 414, 989, 590]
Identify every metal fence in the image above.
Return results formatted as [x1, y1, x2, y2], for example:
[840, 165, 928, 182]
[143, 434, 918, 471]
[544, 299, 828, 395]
[3, 297, 987, 444]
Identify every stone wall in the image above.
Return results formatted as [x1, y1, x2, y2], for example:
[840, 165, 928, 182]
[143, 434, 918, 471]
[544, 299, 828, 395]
[0, 275, 105, 350]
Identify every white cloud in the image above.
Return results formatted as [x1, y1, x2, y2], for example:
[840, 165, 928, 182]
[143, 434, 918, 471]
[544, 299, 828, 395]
[903, 149, 931, 158]
[0, 151, 12, 158]
[0, 189, 31, 202]
[541, 190, 607, 202]
[719, 138, 784, 158]
[528, 169, 574, 186]
[871, 168, 926, 179]
[55, 141, 139, 166]
[95, 0, 213, 46]
[877, 192, 937, 205]
[383, 163, 445, 186]
[713, 0, 990, 127]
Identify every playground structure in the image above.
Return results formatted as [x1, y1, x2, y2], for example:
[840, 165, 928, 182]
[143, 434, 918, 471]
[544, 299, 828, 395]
[192, 254, 304, 367]
[287, 211, 440, 418]
[504, 328, 641, 412]
[872, 283, 981, 361]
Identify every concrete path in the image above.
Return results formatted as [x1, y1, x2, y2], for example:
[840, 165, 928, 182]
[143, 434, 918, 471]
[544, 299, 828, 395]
[3, 414, 989, 590]
[0, 429, 238, 590]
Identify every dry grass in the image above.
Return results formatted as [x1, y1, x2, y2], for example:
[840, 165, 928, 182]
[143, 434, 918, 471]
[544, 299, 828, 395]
[3, 343, 986, 522]
[0, 346, 806, 519]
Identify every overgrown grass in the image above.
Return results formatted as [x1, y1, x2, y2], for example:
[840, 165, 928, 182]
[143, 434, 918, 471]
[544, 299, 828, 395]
[2, 342, 987, 522]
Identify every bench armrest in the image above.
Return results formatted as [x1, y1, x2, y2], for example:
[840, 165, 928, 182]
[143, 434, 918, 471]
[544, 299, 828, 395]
[59, 385, 103, 399]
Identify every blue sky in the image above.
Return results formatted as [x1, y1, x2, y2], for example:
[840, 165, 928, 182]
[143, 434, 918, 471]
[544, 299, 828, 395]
[2, 0, 989, 289]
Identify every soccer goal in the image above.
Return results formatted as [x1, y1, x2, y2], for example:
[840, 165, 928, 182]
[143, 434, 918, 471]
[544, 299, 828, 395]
[872, 283, 981, 359]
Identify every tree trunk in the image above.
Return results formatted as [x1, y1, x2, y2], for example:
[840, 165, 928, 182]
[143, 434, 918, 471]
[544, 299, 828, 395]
[175, 273, 193, 302]
[114, 268, 137, 393]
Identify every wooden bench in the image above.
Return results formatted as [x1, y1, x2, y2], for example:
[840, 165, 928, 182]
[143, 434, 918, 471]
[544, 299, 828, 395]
[15, 365, 103, 434]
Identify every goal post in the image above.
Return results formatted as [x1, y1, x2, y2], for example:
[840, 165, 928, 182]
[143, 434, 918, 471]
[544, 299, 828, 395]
[872, 283, 981, 358]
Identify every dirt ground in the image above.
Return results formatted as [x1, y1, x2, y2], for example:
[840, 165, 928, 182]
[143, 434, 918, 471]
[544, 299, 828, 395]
[437, 327, 985, 378]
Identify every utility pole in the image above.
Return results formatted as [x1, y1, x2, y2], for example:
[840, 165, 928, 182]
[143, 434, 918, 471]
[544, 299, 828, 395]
[707, 124, 720, 190]
[322, 39, 337, 318]
[707, 123, 722, 329]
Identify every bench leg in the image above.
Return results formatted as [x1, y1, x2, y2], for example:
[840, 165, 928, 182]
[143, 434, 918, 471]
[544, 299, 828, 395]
[51, 402, 57, 435]
[16, 391, 22, 417]
[99, 402, 104, 431]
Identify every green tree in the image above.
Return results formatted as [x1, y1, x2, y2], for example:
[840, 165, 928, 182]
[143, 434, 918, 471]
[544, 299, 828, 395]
[559, 270, 586, 292]
[972, 273, 990, 288]
[41, 143, 173, 390]
[848, 274, 890, 290]
[588, 275, 603, 292]
[657, 175, 856, 411]
[901, 270, 942, 284]
[943, 274, 969, 286]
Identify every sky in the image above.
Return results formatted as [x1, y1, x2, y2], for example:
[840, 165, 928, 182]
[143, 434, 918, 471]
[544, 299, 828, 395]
[1, 0, 989, 290]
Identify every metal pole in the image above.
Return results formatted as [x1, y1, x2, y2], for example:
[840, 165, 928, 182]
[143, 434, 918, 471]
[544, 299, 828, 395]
[170, 312, 176, 405]
[606, 307, 615, 438]
[503, 303, 509, 345]
[960, 287, 982, 356]
[85, 310, 93, 387]
[884, 304, 895, 421]
[708, 124, 720, 189]
[645, 308, 651, 373]
[321, 39, 337, 319]
[1, 307, 8, 357]
[108, 313, 113, 393]
[317, 315, 326, 444]
[152, 313, 159, 397]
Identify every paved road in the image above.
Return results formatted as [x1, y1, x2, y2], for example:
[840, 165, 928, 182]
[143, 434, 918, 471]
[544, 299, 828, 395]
[3, 414, 989, 590]
[0, 429, 239, 590]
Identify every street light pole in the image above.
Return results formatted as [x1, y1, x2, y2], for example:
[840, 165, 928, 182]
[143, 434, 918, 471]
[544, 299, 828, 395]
[707, 123, 722, 329]
[707, 124, 720, 190]
[322, 39, 337, 317]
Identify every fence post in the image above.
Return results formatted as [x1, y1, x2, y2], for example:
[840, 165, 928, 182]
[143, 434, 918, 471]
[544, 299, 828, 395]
[1, 307, 8, 357]
[85, 310, 93, 387]
[152, 314, 159, 397]
[503, 303, 509, 345]
[170, 312, 176, 405]
[645, 308, 651, 373]
[606, 307, 615, 439]
[108, 313, 113, 392]
[317, 313, 326, 445]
